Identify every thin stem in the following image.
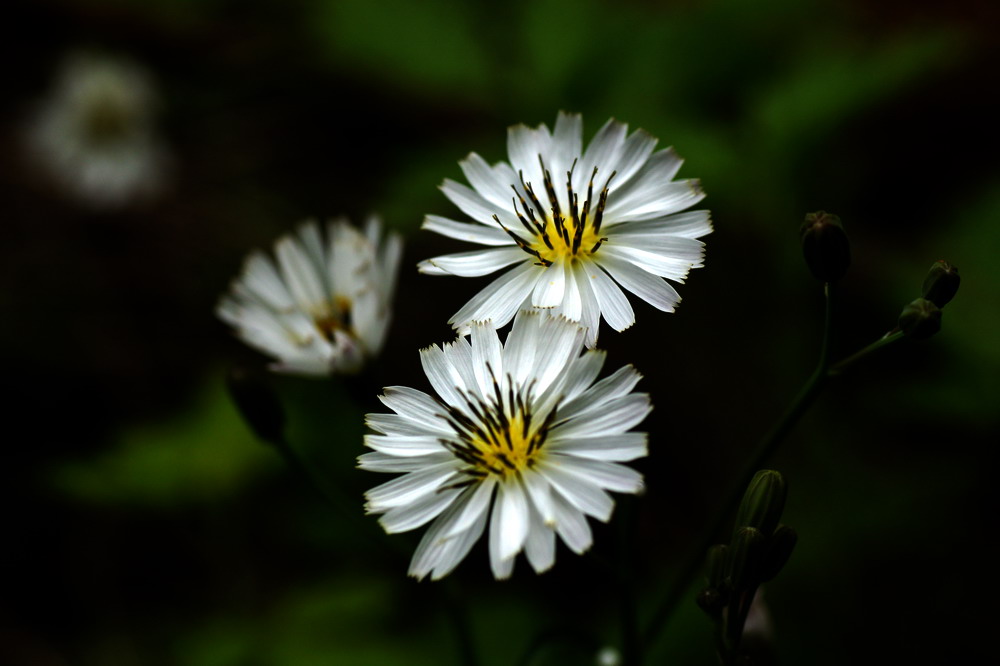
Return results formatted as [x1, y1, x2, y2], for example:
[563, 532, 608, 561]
[639, 282, 837, 656]
[829, 330, 904, 375]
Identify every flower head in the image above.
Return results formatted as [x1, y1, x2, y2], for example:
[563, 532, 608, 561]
[217, 217, 402, 376]
[361, 312, 650, 580]
[419, 112, 711, 346]
[26, 52, 170, 209]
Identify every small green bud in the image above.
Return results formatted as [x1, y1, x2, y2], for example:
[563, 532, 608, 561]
[729, 526, 766, 590]
[800, 211, 850, 282]
[734, 470, 787, 538]
[758, 525, 798, 583]
[226, 366, 286, 444]
[706, 544, 729, 588]
[898, 298, 941, 340]
[697, 587, 726, 617]
[922, 260, 960, 308]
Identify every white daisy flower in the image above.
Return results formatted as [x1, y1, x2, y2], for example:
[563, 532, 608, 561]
[217, 217, 403, 377]
[418, 112, 711, 347]
[26, 52, 170, 210]
[360, 312, 651, 580]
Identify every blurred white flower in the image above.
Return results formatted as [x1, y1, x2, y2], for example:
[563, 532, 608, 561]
[26, 52, 170, 209]
[217, 218, 402, 376]
[419, 112, 711, 346]
[361, 312, 650, 580]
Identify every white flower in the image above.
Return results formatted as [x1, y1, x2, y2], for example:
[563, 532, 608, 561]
[217, 217, 402, 376]
[25, 52, 170, 209]
[418, 112, 711, 347]
[360, 312, 651, 580]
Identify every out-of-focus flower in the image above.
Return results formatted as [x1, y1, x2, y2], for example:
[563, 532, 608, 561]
[217, 218, 402, 377]
[361, 312, 650, 580]
[419, 112, 711, 346]
[26, 52, 170, 209]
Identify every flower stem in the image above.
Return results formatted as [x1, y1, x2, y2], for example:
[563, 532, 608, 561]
[829, 330, 904, 375]
[639, 282, 837, 657]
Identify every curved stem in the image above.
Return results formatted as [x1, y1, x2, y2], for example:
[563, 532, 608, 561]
[639, 282, 837, 656]
[829, 330, 904, 376]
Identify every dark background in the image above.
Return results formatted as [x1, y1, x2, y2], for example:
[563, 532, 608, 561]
[2, 0, 998, 664]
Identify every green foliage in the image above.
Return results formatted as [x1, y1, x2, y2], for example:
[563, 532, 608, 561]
[49, 375, 275, 507]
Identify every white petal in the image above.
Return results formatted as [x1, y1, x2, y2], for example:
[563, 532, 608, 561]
[597, 254, 682, 313]
[560, 364, 643, 420]
[365, 413, 451, 437]
[587, 264, 635, 332]
[363, 434, 447, 457]
[445, 476, 497, 538]
[574, 118, 627, 194]
[449, 264, 539, 332]
[419, 344, 467, 407]
[523, 504, 556, 574]
[550, 491, 592, 554]
[379, 386, 445, 428]
[441, 178, 509, 226]
[489, 489, 517, 579]
[507, 122, 551, 193]
[550, 456, 645, 494]
[422, 214, 512, 246]
[610, 129, 658, 186]
[531, 261, 566, 308]
[470, 321, 504, 398]
[365, 463, 457, 511]
[598, 245, 695, 281]
[603, 147, 685, 220]
[573, 262, 603, 348]
[538, 464, 614, 521]
[611, 235, 705, 267]
[460, 152, 517, 209]
[419, 247, 527, 277]
[560, 261, 584, 321]
[556, 349, 606, 404]
[379, 486, 461, 533]
[240, 251, 295, 311]
[275, 235, 326, 312]
[496, 479, 530, 560]
[522, 469, 556, 525]
[546, 432, 648, 462]
[608, 210, 713, 239]
[551, 392, 651, 439]
[408, 487, 488, 580]
[357, 451, 455, 473]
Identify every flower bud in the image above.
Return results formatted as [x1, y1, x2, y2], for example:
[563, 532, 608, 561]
[706, 543, 729, 589]
[729, 526, 766, 590]
[758, 525, 798, 583]
[922, 260, 960, 308]
[697, 587, 726, 617]
[800, 211, 850, 282]
[734, 470, 787, 538]
[226, 366, 286, 444]
[898, 298, 941, 340]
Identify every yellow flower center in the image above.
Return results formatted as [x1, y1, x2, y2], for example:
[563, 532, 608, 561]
[494, 157, 615, 267]
[438, 371, 559, 480]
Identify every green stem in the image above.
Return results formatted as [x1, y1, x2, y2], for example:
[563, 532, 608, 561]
[443, 579, 480, 666]
[829, 330, 904, 375]
[618, 499, 641, 666]
[639, 282, 837, 657]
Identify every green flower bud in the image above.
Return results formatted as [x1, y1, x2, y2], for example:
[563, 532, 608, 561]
[706, 543, 729, 589]
[800, 211, 850, 282]
[922, 260, 960, 308]
[898, 298, 941, 340]
[226, 366, 286, 444]
[729, 526, 766, 591]
[734, 470, 787, 538]
[758, 525, 798, 583]
[697, 587, 726, 617]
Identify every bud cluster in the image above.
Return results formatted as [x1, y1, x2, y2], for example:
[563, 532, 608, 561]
[698, 470, 797, 664]
[898, 261, 960, 340]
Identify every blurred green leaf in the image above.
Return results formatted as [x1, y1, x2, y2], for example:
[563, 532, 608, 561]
[49, 373, 275, 507]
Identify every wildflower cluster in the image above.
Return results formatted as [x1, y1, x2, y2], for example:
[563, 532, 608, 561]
[218, 113, 709, 579]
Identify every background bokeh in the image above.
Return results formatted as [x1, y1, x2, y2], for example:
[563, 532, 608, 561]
[3, 0, 999, 664]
